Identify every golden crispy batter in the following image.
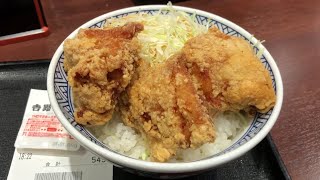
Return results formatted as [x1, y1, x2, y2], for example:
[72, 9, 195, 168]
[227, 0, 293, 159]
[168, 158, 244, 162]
[64, 22, 143, 126]
[121, 55, 215, 162]
[64, 22, 276, 162]
[121, 27, 275, 162]
[182, 27, 276, 113]
[173, 58, 215, 148]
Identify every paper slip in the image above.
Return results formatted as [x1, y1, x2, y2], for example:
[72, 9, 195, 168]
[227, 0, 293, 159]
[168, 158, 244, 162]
[8, 89, 113, 180]
[15, 89, 80, 151]
[7, 148, 113, 180]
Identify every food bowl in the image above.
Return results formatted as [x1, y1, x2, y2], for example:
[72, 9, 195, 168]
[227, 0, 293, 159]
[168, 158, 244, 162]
[47, 5, 283, 178]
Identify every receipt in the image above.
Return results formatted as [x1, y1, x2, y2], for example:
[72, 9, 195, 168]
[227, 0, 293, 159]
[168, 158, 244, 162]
[15, 89, 79, 151]
[7, 148, 113, 180]
[8, 89, 113, 180]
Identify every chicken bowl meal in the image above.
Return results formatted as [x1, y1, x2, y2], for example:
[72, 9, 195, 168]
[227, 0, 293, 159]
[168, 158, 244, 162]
[47, 4, 283, 177]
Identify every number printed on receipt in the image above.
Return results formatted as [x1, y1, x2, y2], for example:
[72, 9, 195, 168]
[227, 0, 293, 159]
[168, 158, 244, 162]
[14, 89, 80, 151]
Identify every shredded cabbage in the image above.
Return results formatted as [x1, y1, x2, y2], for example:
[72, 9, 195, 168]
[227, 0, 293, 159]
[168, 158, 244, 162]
[249, 35, 265, 59]
[141, 152, 148, 160]
[105, 2, 207, 64]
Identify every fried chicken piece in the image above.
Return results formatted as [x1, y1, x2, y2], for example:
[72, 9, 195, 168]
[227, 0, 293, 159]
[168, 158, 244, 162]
[173, 57, 216, 148]
[121, 55, 215, 162]
[119, 26, 275, 162]
[182, 27, 276, 113]
[64, 22, 143, 126]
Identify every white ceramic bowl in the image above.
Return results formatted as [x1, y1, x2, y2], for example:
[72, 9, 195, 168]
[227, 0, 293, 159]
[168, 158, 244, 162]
[47, 5, 283, 178]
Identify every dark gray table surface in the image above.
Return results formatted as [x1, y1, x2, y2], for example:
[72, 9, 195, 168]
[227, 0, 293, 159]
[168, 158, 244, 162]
[0, 61, 289, 180]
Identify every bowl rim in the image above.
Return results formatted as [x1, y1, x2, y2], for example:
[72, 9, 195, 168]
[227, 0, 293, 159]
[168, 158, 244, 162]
[47, 5, 283, 173]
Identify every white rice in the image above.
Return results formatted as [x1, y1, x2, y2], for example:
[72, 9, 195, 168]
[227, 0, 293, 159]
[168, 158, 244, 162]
[89, 112, 249, 162]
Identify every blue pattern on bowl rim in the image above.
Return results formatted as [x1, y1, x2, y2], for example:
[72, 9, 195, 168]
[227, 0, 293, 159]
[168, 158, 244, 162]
[54, 9, 276, 160]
